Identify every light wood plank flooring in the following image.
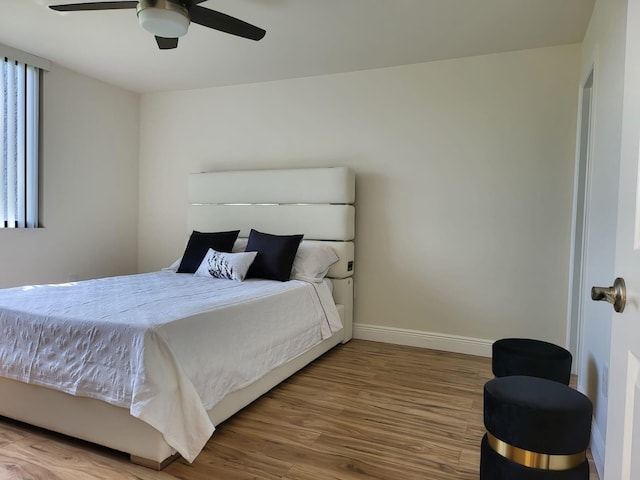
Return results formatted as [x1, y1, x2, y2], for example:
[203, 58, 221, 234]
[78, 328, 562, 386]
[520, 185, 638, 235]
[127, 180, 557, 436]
[0, 340, 599, 479]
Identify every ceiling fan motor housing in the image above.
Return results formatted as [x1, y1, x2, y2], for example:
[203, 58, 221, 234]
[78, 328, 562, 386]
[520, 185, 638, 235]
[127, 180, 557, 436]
[137, 0, 190, 38]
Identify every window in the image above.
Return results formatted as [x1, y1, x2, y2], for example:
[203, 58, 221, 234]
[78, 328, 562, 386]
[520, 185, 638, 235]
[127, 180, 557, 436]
[1, 56, 40, 228]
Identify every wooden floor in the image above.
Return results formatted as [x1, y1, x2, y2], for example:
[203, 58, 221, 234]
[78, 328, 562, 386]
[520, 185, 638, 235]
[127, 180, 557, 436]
[0, 340, 599, 479]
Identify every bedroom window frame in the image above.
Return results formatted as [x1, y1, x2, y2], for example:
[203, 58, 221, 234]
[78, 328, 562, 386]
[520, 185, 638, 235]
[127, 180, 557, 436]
[1, 56, 41, 229]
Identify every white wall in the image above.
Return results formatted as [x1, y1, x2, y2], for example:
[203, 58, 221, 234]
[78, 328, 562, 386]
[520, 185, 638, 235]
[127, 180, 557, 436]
[139, 44, 580, 349]
[578, 0, 628, 474]
[0, 64, 140, 288]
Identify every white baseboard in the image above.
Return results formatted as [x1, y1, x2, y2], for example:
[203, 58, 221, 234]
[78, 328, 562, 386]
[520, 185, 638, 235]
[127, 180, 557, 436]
[352, 323, 493, 357]
[590, 419, 605, 478]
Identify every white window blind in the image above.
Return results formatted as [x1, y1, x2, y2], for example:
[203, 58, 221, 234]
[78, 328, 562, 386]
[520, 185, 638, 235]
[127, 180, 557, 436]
[1, 57, 39, 228]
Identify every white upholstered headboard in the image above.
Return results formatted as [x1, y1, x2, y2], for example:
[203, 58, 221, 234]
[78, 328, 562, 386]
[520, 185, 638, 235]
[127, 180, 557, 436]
[187, 167, 355, 340]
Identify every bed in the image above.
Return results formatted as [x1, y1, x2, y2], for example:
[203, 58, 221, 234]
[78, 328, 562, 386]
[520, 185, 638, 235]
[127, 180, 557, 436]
[0, 166, 355, 469]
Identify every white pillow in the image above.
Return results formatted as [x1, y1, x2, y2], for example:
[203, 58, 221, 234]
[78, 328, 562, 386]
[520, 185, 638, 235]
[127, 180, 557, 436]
[232, 237, 249, 253]
[194, 248, 257, 281]
[233, 238, 339, 282]
[163, 258, 182, 272]
[292, 243, 339, 282]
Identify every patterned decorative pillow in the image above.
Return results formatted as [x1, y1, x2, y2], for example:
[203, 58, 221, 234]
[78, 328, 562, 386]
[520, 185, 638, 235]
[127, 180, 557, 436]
[194, 249, 257, 281]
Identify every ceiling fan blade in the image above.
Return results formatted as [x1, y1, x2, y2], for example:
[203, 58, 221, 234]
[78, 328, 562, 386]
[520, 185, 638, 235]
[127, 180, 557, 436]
[155, 36, 179, 50]
[49, 2, 137, 11]
[190, 5, 266, 41]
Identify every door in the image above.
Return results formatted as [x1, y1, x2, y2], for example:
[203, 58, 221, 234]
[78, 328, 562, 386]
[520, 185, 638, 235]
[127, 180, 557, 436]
[603, 0, 640, 477]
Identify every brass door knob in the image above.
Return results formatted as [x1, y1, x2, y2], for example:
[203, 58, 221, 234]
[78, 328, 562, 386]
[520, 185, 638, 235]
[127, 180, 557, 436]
[591, 277, 626, 313]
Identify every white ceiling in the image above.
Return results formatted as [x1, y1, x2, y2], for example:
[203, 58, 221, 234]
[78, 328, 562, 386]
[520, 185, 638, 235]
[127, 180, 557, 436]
[1, 0, 595, 93]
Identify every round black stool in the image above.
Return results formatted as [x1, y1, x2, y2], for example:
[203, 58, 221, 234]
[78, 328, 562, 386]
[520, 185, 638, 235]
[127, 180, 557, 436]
[481, 376, 592, 480]
[492, 338, 572, 385]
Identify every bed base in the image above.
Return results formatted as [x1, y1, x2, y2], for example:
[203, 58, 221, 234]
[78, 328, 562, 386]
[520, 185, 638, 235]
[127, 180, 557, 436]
[0, 305, 349, 469]
[130, 453, 181, 471]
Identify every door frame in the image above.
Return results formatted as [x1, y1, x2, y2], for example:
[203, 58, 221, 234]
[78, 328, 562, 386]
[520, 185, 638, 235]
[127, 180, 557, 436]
[567, 56, 597, 377]
[567, 51, 605, 475]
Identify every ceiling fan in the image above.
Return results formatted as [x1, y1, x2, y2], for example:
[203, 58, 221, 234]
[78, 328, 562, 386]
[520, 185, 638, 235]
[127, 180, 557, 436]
[49, 0, 266, 50]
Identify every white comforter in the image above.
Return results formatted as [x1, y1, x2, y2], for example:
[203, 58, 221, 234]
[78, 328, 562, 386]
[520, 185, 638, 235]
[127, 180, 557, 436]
[0, 272, 342, 462]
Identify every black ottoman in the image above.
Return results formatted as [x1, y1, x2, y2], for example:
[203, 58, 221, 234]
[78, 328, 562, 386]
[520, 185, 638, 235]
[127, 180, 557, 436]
[481, 376, 592, 480]
[493, 338, 572, 385]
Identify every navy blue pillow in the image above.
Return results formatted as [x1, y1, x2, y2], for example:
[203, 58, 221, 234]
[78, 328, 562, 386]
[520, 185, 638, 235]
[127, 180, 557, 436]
[177, 230, 240, 273]
[245, 229, 303, 281]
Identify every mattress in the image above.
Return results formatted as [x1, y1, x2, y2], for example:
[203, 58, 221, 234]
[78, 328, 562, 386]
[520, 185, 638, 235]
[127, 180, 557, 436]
[0, 272, 342, 461]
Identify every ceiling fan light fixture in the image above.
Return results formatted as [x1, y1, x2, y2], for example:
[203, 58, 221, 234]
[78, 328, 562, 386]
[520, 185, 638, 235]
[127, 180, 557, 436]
[137, 0, 190, 38]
